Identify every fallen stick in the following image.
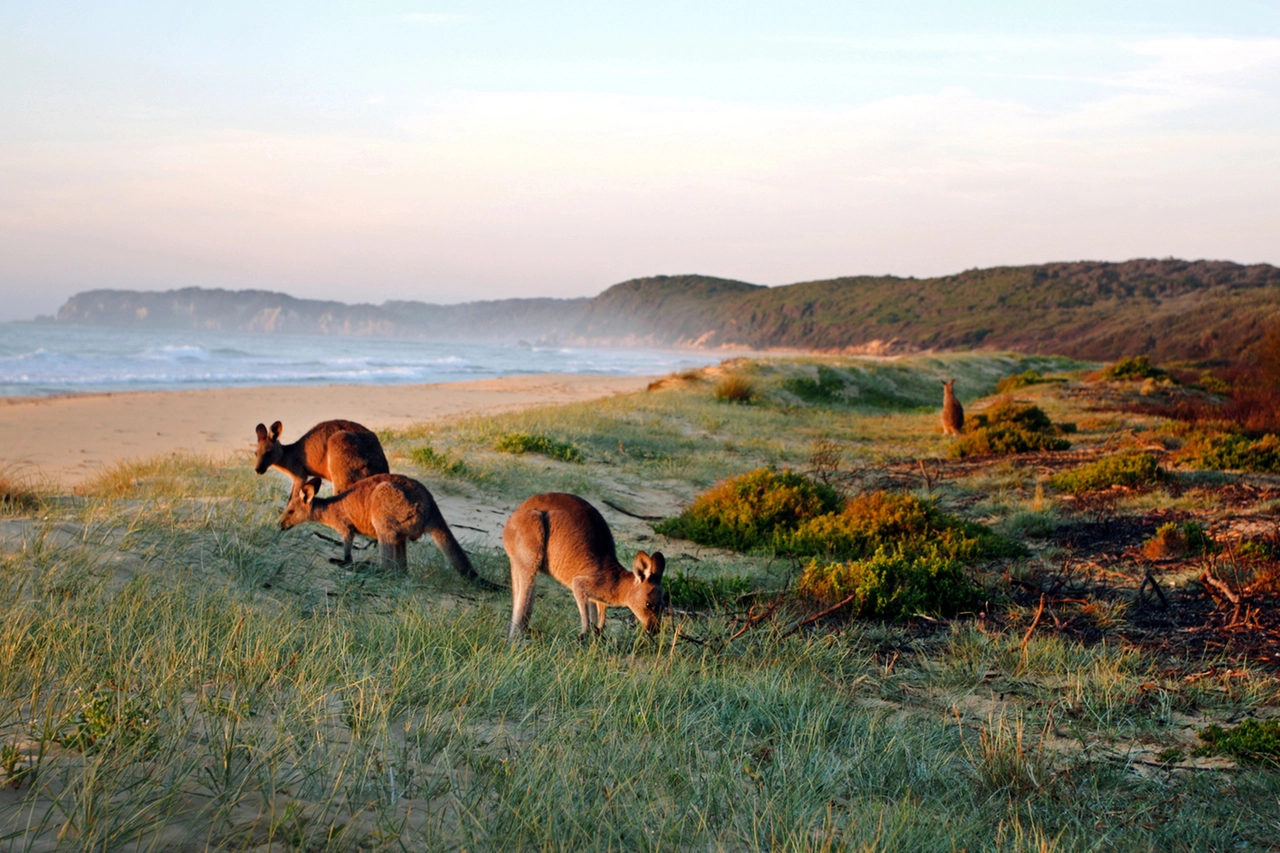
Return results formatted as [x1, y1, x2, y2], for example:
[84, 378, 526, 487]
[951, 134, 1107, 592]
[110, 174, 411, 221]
[601, 499, 664, 521]
[1139, 571, 1168, 609]
[779, 593, 861, 639]
[1021, 594, 1046, 651]
[728, 592, 787, 642]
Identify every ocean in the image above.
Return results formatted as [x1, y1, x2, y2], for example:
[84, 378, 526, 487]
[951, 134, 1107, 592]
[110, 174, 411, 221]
[0, 324, 726, 397]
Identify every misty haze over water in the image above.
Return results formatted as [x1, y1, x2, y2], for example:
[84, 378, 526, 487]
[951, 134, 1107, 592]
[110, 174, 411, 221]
[0, 324, 722, 397]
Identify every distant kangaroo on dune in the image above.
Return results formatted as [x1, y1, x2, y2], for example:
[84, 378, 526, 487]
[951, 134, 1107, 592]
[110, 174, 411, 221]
[279, 474, 487, 584]
[254, 419, 389, 496]
[941, 379, 965, 435]
[504, 492, 666, 639]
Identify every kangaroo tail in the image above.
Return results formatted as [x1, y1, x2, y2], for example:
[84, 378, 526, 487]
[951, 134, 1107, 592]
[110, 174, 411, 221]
[427, 512, 501, 590]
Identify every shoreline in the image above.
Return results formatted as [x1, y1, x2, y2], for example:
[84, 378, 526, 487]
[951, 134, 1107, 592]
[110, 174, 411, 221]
[0, 374, 657, 489]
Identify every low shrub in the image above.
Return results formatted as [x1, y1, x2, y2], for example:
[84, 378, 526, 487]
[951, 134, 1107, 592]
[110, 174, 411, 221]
[950, 402, 1071, 458]
[1102, 355, 1166, 381]
[653, 468, 840, 552]
[1197, 718, 1280, 766]
[664, 571, 753, 609]
[656, 469, 1023, 563]
[1048, 452, 1161, 494]
[411, 445, 468, 476]
[796, 546, 980, 619]
[1142, 521, 1212, 560]
[1186, 432, 1280, 473]
[785, 491, 1024, 561]
[995, 370, 1046, 393]
[782, 366, 847, 404]
[493, 432, 583, 463]
[713, 374, 756, 404]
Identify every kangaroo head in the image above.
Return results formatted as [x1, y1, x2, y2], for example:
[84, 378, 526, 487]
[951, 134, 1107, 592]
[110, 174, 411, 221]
[627, 550, 667, 633]
[254, 421, 285, 475]
[279, 477, 321, 530]
[942, 379, 956, 392]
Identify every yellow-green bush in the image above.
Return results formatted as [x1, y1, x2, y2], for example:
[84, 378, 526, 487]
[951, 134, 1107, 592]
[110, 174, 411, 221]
[950, 402, 1070, 458]
[653, 468, 839, 552]
[657, 469, 1022, 562]
[1048, 452, 1161, 494]
[796, 547, 979, 619]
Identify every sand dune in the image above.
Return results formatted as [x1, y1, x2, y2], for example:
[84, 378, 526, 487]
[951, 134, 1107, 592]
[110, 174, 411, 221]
[0, 374, 655, 488]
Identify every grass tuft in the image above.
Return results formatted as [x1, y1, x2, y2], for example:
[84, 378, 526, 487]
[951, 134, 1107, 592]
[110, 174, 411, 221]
[713, 373, 756, 403]
[493, 431, 584, 463]
[410, 444, 469, 476]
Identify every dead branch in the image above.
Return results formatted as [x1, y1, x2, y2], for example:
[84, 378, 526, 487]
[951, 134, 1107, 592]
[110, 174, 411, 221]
[779, 593, 861, 639]
[1021, 594, 1046, 650]
[728, 591, 787, 642]
[1138, 571, 1168, 610]
[602, 499, 664, 521]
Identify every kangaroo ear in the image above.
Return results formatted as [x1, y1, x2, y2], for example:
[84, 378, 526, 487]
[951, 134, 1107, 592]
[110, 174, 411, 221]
[270, 421, 283, 441]
[255, 423, 269, 441]
[301, 479, 319, 503]
[647, 551, 666, 582]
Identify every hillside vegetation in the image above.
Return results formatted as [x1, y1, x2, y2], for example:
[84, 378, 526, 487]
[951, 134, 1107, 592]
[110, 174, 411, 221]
[50, 259, 1280, 362]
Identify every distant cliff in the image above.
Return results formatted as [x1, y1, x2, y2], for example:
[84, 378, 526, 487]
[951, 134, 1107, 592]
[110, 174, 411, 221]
[53, 259, 1280, 362]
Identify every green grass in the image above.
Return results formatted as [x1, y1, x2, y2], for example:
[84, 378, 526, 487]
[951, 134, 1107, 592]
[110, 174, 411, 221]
[493, 431, 584, 463]
[2, 352, 1278, 850]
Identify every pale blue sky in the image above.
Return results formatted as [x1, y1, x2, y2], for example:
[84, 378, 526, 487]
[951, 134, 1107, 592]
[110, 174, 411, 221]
[2, 2, 1278, 319]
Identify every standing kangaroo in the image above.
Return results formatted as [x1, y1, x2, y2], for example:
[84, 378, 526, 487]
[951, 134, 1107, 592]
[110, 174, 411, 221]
[279, 473, 486, 583]
[504, 493, 665, 639]
[254, 419, 389, 496]
[941, 379, 965, 436]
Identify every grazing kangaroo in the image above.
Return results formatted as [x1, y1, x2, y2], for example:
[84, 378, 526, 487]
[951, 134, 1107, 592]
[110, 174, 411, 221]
[279, 474, 482, 582]
[941, 379, 965, 435]
[504, 492, 666, 639]
[254, 419, 389, 496]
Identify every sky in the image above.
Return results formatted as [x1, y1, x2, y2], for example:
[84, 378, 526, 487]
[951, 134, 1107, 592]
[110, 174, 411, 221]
[2, 2, 1278, 321]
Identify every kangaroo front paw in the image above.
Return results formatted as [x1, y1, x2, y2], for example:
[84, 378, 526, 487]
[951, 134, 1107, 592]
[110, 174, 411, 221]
[329, 557, 353, 566]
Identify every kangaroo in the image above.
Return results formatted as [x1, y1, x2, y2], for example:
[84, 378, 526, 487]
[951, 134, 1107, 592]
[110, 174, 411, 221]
[279, 473, 483, 583]
[941, 379, 965, 436]
[254, 419, 389, 497]
[504, 492, 665, 639]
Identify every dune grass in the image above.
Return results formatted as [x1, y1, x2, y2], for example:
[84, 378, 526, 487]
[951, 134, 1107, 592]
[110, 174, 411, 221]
[1, 352, 1277, 850]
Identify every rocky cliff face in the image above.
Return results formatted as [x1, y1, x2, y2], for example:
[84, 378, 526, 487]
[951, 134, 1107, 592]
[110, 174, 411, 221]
[52, 259, 1280, 361]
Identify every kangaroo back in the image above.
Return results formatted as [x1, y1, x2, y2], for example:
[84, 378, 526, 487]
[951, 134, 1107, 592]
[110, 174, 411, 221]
[941, 380, 965, 436]
[504, 493, 664, 638]
[279, 473, 488, 585]
[254, 419, 389, 494]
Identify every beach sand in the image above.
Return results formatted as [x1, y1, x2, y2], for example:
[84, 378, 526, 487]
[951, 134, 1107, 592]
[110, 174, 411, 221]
[0, 374, 656, 489]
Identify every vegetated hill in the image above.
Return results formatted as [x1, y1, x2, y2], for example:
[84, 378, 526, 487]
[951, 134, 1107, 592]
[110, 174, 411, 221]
[49, 259, 1280, 362]
[54, 287, 588, 341]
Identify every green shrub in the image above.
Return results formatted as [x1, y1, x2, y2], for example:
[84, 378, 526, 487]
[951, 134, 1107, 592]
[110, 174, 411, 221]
[1048, 452, 1161, 494]
[1102, 355, 1165, 381]
[950, 402, 1071, 458]
[54, 688, 157, 754]
[664, 571, 753, 609]
[995, 370, 1046, 393]
[785, 491, 1023, 561]
[493, 432, 584, 463]
[1197, 718, 1280, 766]
[796, 546, 980, 619]
[1142, 521, 1212, 559]
[713, 374, 756, 403]
[411, 445, 468, 476]
[782, 366, 847, 404]
[656, 470, 1023, 562]
[653, 468, 840, 552]
[1188, 432, 1280, 473]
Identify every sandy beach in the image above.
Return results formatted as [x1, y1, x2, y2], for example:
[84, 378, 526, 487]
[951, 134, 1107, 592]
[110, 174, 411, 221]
[0, 374, 656, 488]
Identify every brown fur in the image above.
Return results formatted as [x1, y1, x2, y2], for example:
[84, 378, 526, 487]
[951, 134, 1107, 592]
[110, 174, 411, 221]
[941, 379, 965, 435]
[279, 474, 482, 583]
[254, 419, 389, 497]
[504, 493, 665, 638]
